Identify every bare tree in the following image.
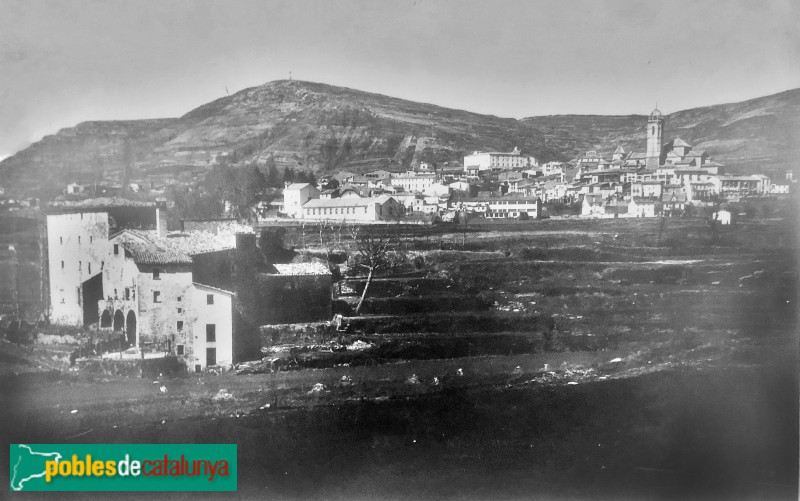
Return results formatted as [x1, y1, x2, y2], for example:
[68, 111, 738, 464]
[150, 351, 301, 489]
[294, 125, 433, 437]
[350, 227, 400, 315]
[317, 218, 346, 268]
[460, 209, 474, 249]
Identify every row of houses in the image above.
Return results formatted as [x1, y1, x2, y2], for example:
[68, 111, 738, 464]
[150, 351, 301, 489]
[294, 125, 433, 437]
[247, 107, 795, 224]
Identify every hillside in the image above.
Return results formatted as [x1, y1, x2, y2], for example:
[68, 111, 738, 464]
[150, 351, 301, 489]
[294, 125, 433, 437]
[523, 88, 800, 172]
[1, 80, 798, 196]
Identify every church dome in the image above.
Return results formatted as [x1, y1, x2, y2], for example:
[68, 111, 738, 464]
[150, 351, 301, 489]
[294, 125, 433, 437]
[650, 107, 663, 118]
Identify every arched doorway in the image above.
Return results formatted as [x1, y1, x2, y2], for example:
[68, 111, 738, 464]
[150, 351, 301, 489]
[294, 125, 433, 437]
[100, 310, 112, 328]
[125, 311, 137, 347]
[113, 310, 124, 332]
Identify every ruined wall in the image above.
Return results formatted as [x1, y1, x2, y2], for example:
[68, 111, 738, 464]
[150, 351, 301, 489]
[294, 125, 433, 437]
[191, 249, 236, 291]
[255, 273, 332, 324]
[0, 216, 44, 321]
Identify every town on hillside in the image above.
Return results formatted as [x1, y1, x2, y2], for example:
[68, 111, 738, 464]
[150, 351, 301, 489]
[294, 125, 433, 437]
[0, 100, 796, 500]
[0, 107, 796, 374]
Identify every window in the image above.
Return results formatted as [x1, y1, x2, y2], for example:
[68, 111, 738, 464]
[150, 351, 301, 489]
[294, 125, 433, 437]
[177, 307, 182, 314]
[176, 344, 184, 356]
[90, 236, 93, 243]
[206, 324, 216, 342]
[114, 244, 119, 255]
[206, 294, 214, 305]
[88, 263, 91, 274]
[177, 321, 183, 331]
[177, 296, 182, 302]
[78, 261, 82, 271]
[78, 236, 81, 244]
[153, 291, 161, 303]
[59, 237, 63, 245]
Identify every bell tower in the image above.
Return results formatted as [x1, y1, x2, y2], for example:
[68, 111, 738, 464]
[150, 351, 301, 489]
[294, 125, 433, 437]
[646, 107, 664, 169]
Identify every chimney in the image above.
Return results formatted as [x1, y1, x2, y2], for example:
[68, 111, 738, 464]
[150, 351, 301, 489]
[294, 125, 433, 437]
[155, 200, 168, 237]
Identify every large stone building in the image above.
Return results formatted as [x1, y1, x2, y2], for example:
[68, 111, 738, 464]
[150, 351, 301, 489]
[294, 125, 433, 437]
[46, 210, 110, 326]
[463, 147, 537, 173]
[300, 195, 404, 222]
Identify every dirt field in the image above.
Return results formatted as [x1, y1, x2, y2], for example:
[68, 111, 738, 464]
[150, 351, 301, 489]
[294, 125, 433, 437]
[1, 216, 797, 500]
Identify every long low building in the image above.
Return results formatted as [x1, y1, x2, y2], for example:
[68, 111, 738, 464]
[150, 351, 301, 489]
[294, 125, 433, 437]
[459, 197, 542, 219]
[301, 195, 404, 222]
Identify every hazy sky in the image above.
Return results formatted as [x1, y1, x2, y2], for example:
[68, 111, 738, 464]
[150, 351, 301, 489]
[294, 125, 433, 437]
[1, 0, 799, 159]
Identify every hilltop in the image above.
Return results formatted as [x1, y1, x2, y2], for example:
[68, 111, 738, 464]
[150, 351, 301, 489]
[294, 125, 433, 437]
[1, 80, 798, 196]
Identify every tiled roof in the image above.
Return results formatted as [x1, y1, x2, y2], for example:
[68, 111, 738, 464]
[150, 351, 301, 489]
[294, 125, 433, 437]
[273, 263, 332, 276]
[120, 242, 193, 265]
[671, 137, 692, 148]
[303, 196, 395, 208]
[193, 282, 234, 295]
[52, 197, 158, 209]
[285, 183, 312, 190]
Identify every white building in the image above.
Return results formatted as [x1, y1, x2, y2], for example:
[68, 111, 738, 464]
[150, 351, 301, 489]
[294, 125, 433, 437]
[463, 147, 537, 172]
[459, 197, 540, 219]
[540, 162, 566, 177]
[46, 210, 110, 325]
[629, 198, 663, 218]
[191, 283, 234, 371]
[283, 183, 320, 218]
[301, 195, 404, 222]
[483, 197, 541, 219]
[389, 173, 437, 193]
[631, 181, 663, 199]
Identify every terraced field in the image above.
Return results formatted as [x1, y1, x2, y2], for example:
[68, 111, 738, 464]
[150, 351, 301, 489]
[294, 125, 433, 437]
[0, 216, 797, 499]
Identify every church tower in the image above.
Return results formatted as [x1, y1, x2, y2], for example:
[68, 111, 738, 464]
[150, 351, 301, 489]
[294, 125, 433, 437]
[646, 107, 664, 169]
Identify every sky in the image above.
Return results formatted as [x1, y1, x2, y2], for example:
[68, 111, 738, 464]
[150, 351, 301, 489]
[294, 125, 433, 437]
[1, 0, 799, 159]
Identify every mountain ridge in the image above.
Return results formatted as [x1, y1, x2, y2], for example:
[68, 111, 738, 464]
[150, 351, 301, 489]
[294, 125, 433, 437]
[2, 80, 798, 196]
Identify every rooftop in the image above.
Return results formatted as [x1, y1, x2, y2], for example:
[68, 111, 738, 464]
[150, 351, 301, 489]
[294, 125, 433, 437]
[272, 262, 332, 276]
[120, 241, 193, 265]
[303, 196, 396, 208]
[48, 197, 160, 214]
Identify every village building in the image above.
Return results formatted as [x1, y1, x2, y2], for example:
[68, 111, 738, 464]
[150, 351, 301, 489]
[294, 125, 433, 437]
[45, 198, 168, 326]
[283, 182, 320, 218]
[464, 196, 541, 219]
[629, 197, 663, 218]
[581, 194, 606, 217]
[463, 147, 536, 172]
[191, 283, 234, 371]
[661, 191, 687, 216]
[541, 161, 567, 177]
[631, 181, 663, 199]
[300, 195, 404, 222]
[389, 172, 437, 193]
